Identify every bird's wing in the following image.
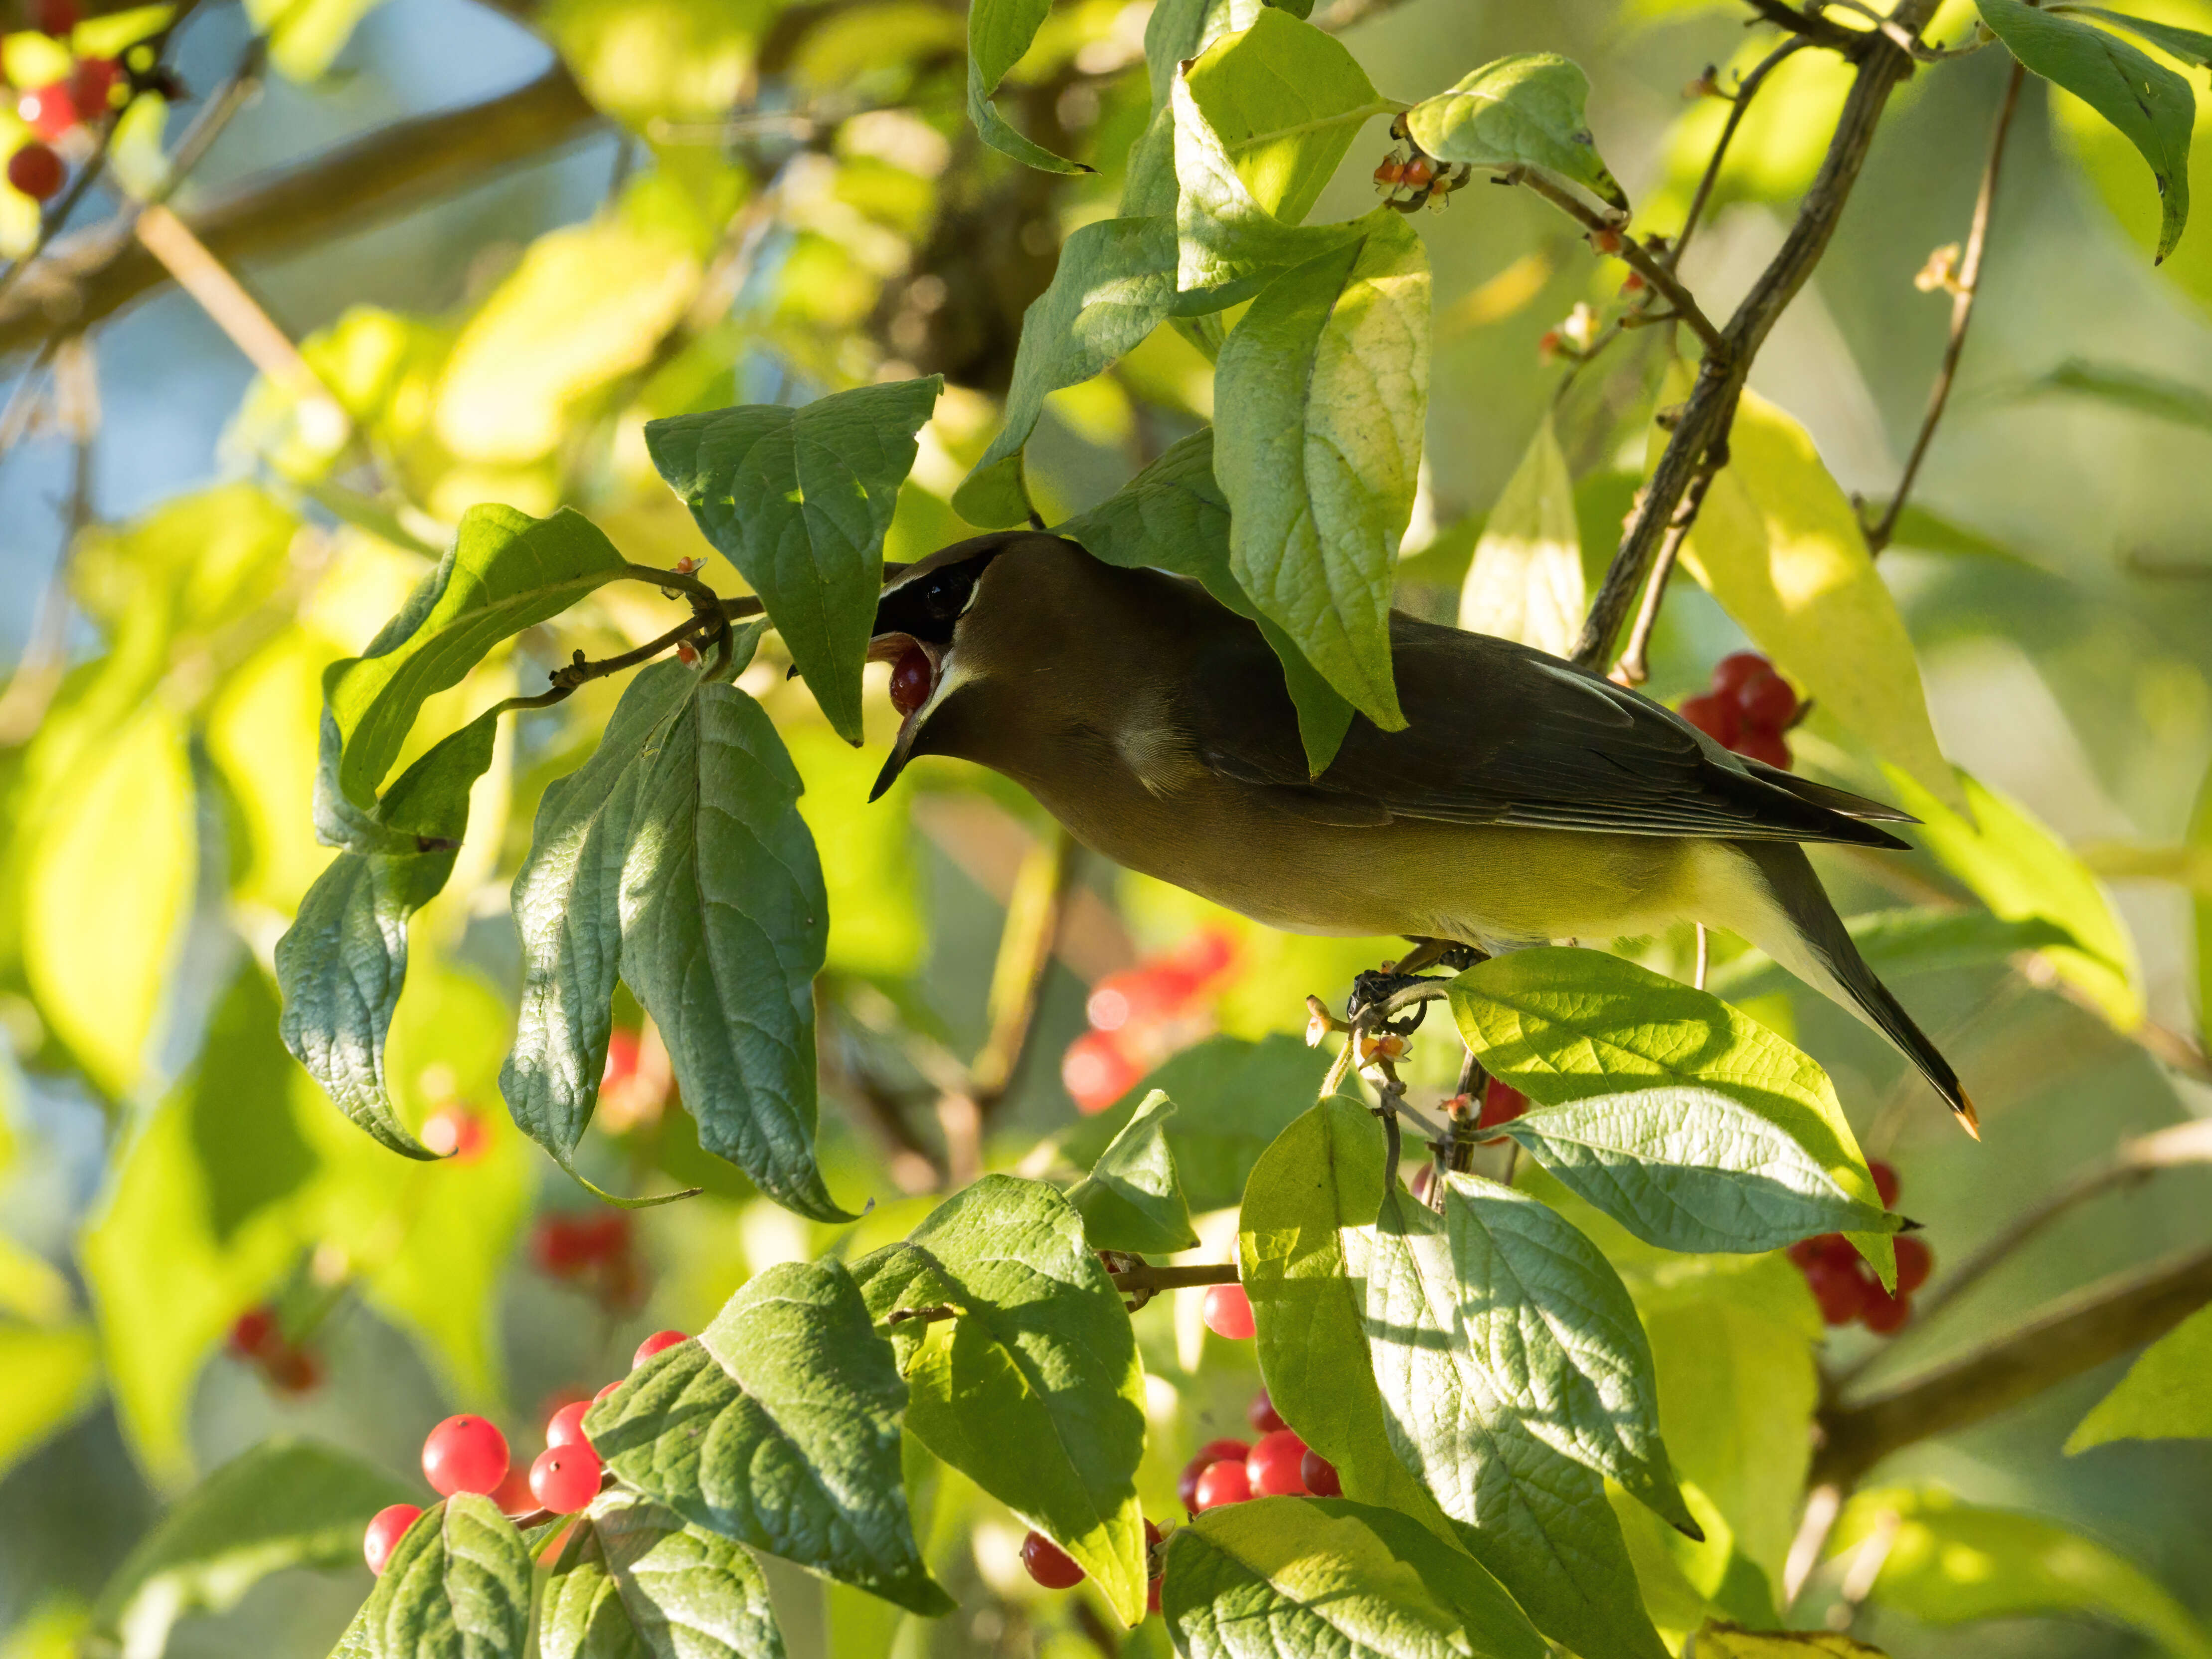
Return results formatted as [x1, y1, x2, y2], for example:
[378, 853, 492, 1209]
[1192, 614, 1914, 849]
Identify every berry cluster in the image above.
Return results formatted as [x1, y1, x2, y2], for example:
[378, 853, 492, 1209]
[1062, 927, 1238, 1113]
[1176, 1388, 1341, 1515]
[225, 1305, 325, 1395]
[1021, 1518, 1169, 1613]
[2, 0, 176, 205]
[1678, 651, 1801, 771]
[360, 1328, 689, 1575]
[531, 1208, 649, 1311]
[1786, 1161, 1934, 1334]
[1370, 116, 1470, 213]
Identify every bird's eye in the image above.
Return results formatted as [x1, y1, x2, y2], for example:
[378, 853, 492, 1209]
[921, 571, 971, 622]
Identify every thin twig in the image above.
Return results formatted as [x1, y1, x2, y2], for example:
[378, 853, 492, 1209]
[881, 1259, 1243, 1327]
[970, 824, 1078, 1109]
[0, 337, 97, 743]
[1743, 0, 1866, 51]
[1864, 59, 2027, 554]
[1669, 38, 1809, 273]
[1610, 458, 1721, 685]
[1511, 168, 1730, 361]
[151, 34, 269, 207]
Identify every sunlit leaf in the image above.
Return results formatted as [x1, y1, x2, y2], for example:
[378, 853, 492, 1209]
[1404, 53, 1628, 209]
[1066, 1089, 1200, 1254]
[1183, 7, 1388, 225]
[242, 0, 388, 80]
[2067, 1303, 2212, 1451]
[1459, 410, 1583, 659]
[357, 1494, 532, 1659]
[0, 1323, 99, 1486]
[1705, 907, 2072, 1003]
[1690, 1627, 1890, 1659]
[967, 0, 1089, 173]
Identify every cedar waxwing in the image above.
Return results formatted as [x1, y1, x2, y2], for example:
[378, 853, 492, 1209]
[866, 531, 1975, 1136]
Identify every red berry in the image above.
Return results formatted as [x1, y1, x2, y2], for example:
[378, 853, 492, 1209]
[1622, 270, 1648, 295]
[1192, 1460, 1251, 1510]
[1061, 1028, 1142, 1113]
[1021, 1530, 1086, 1589]
[1803, 1257, 1869, 1327]
[422, 1415, 510, 1497]
[35, 0, 80, 33]
[1732, 726, 1792, 770]
[6, 141, 65, 201]
[1894, 1235, 1933, 1294]
[1246, 1429, 1309, 1497]
[69, 56, 121, 117]
[530, 1445, 603, 1514]
[491, 1462, 539, 1517]
[362, 1504, 422, 1576]
[1179, 1439, 1251, 1513]
[1678, 691, 1739, 748]
[1086, 969, 1173, 1033]
[888, 646, 933, 716]
[603, 1028, 642, 1087]
[1733, 668, 1797, 731]
[421, 1104, 487, 1161]
[228, 1307, 280, 1358]
[1201, 1283, 1254, 1340]
[594, 1379, 622, 1405]
[1477, 1078, 1528, 1142]
[1247, 1389, 1286, 1435]
[545, 1400, 593, 1451]
[1148, 1574, 1162, 1615]
[633, 1329, 686, 1368]
[1537, 329, 1563, 359]
[1711, 651, 1773, 697]
[1300, 1449, 1341, 1497]
[1869, 1160, 1901, 1209]
[1861, 1286, 1911, 1334]
[267, 1346, 325, 1395]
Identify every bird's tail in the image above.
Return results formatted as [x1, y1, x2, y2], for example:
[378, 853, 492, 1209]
[1722, 839, 1979, 1139]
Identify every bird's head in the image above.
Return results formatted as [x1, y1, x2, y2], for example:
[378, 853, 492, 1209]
[865, 530, 1087, 800]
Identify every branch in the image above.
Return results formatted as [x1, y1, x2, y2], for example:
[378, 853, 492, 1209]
[1864, 59, 2027, 553]
[1571, 0, 1943, 668]
[1742, 0, 1866, 51]
[970, 824, 1078, 1110]
[1811, 1245, 2212, 1489]
[0, 67, 600, 358]
[1513, 168, 1729, 361]
[1611, 456, 1721, 685]
[1668, 38, 1809, 273]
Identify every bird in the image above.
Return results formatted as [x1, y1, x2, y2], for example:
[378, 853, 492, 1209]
[864, 529, 1976, 1137]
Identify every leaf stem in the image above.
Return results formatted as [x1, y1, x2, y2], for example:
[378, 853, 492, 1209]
[1510, 167, 1731, 362]
[1668, 37, 1809, 275]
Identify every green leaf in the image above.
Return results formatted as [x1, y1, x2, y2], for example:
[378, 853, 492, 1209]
[0, 1322, 99, 1484]
[243, 0, 387, 79]
[1458, 411, 1584, 660]
[857, 1175, 1150, 1624]
[1161, 1497, 1547, 1659]
[561, 1489, 789, 1659]
[1217, 216, 1429, 733]
[2193, 756, 2212, 1039]
[953, 221, 1177, 528]
[2067, 1302, 2212, 1451]
[1978, 0, 2193, 261]
[1237, 1098, 1458, 1535]
[1449, 947, 1893, 1280]
[1689, 1628, 1888, 1659]
[1881, 504, 2039, 565]
[646, 380, 941, 742]
[2055, 5, 2212, 66]
[1183, 8, 1390, 226]
[1705, 907, 2072, 1003]
[323, 504, 628, 812]
[540, 1523, 641, 1659]
[1665, 374, 1963, 815]
[1056, 432, 1357, 773]
[2017, 356, 2212, 428]
[1363, 1174, 1670, 1659]
[585, 1259, 948, 1615]
[1494, 1085, 1897, 1255]
[91, 1439, 415, 1658]
[1883, 766, 2144, 1032]
[1404, 53, 1628, 209]
[278, 713, 501, 1160]
[968, 0, 1090, 173]
[358, 1494, 532, 1659]
[1830, 1486, 2212, 1659]
[1066, 1090, 1200, 1253]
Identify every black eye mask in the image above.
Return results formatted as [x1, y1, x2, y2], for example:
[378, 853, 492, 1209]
[870, 548, 1003, 646]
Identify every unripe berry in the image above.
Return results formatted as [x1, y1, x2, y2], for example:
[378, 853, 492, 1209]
[1621, 270, 1647, 295]
[363, 1504, 423, 1576]
[1179, 1439, 1249, 1513]
[1400, 155, 1434, 189]
[1590, 227, 1623, 255]
[675, 641, 700, 665]
[1247, 1388, 1286, 1435]
[529, 1445, 603, 1514]
[1373, 155, 1406, 188]
[1300, 1449, 1341, 1496]
[889, 646, 933, 715]
[1192, 1460, 1251, 1509]
[1246, 1429, 1309, 1497]
[422, 1415, 510, 1497]
[545, 1400, 593, 1451]
[633, 1329, 686, 1368]
[1021, 1529, 1086, 1588]
[1201, 1283, 1254, 1340]
[7, 141, 65, 202]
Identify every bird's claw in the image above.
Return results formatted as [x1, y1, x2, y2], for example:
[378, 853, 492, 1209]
[1347, 970, 1441, 1036]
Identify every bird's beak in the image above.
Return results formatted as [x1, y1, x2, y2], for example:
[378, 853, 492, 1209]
[865, 630, 943, 802]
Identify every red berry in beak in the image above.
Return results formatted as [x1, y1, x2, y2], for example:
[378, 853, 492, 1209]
[889, 646, 933, 716]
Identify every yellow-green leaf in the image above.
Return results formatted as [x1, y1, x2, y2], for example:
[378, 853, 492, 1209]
[1459, 410, 1583, 659]
[2067, 1302, 2212, 1452]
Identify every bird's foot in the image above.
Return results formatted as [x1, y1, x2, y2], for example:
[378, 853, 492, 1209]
[1347, 970, 1443, 1036]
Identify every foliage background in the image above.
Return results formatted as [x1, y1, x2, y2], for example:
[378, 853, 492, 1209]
[2, 0, 2212, 1654]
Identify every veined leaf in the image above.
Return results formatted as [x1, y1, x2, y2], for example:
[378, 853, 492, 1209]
[1459, 410, 1584, 659]
[1057, 432, 1357, 773]
[1237, 1097, 1457, 1535]
[541, 1489, 787, 1659]
[1184, 7, 1390, 226]
[1217, 216, 1428, 734]
[358, 1494, 532, 1659]
[2067, 1302, 2212, 1452]
[2054, 5, 2212, 67]
[1066, 1089, 1199, 1254]
[1449, 947, 1894, 1281]
[1404, 53, 1628, 209]
[1666, 376, 1963, 815]
[646, 379, 940, 742]
[855, 1175, 1150, 1624]
[1978, 0, 2193, 261]
[92, 1439, 415, 1659]
[584, 1259, 948, 1615]
[1883, 765, 2144, 1032]
[1830, 1486, 2212, 1659]
[323, 504, 628, 812]
[1495, 1086, 1897, 1254]
[1363, 1175, 1670, 1659]
[1161, 1497, 1546, 1659]
[954, 222, 1178, 529]
[538, 1523, 637, 1659]
[968, 0, 1089, 173]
